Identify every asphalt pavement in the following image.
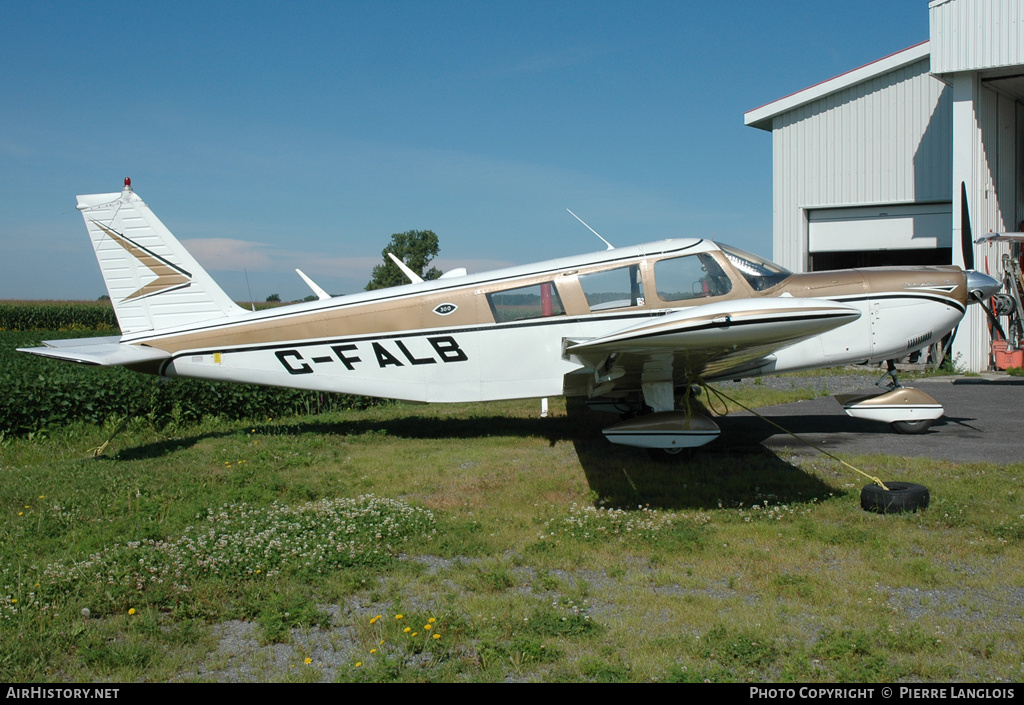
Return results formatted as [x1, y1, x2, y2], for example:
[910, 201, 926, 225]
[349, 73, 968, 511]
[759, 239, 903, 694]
[720, 373, 1024, 465]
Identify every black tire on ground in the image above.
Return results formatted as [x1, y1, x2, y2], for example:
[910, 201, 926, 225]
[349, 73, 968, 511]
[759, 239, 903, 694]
[860, 482, 930, 514]
[646, 447, 695, 463]
[890, 419, 934, 434]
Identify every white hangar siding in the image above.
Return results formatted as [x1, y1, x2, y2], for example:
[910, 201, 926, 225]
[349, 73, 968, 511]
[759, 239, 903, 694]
[746, 1, 1024, 370]
[931, 0, 1024, 74]
[768, 51, 952, 272]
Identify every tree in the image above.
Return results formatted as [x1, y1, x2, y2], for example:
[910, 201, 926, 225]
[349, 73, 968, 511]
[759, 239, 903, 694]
[365, 230, 442, 291]
[266, 293, 281, 302]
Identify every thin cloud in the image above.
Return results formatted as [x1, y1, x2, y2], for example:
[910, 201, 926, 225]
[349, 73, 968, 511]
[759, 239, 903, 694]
[181, 237, 380, 280]
[180, 238, 275, 270]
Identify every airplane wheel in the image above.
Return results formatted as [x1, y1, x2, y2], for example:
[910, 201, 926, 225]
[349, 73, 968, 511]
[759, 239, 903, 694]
[890, 419, 934, 434]
[646, 447, 694, 462]
[860, 482, 930, 514]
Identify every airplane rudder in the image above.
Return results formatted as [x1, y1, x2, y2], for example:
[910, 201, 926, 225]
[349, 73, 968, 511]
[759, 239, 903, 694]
[77, 183, 244, 334]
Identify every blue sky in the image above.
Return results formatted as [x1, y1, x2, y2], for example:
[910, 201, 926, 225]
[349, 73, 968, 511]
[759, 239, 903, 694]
[0, 1, 929, 301]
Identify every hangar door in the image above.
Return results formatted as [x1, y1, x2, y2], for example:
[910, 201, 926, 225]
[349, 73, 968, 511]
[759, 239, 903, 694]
[808, 203, 952, 271]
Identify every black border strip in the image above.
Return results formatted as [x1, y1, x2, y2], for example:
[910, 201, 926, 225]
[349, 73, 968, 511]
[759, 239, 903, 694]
[832, 292, 966, 313]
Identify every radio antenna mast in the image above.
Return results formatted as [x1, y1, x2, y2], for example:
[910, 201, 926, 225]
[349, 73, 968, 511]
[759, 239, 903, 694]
[567, 209, 614, 250]
[243, 268, 256, 312]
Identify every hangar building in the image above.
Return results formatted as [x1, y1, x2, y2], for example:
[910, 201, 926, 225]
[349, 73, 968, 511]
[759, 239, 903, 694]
[744, 0, 1024, 372]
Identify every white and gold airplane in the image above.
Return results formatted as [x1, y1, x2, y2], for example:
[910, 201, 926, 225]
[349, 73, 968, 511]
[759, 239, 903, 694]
[20, 180, 999, 454]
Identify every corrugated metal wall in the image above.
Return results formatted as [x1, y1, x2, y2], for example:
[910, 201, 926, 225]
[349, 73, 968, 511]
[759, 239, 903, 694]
[771, 58, 952, 271]
[975, 86, 1015, 237]
[955, 84, 1018, 372]
[931, 0, 1024, 73]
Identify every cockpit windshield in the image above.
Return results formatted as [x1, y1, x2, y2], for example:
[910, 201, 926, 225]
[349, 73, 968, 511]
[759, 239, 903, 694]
[718, 245, 792, 292]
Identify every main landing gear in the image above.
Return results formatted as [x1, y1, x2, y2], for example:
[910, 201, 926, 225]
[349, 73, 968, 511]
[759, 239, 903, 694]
[598, 382, 721, 455]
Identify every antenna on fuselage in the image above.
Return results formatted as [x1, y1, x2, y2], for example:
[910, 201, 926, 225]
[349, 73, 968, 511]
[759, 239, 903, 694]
[566, 209, 614, 250]
[387, 252, 425, 284]
[243, 268, 256, 312]
[295, 269, 331, 300]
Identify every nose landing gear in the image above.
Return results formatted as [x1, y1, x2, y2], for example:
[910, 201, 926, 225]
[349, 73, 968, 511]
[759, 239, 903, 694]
[836, 361, 942, 434]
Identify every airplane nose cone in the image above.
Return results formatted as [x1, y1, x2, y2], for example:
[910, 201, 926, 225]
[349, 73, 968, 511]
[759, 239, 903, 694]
[966, 270, 1001, 300]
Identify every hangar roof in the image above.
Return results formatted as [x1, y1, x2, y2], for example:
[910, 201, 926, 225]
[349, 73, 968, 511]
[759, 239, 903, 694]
[743, 41, 931, 131]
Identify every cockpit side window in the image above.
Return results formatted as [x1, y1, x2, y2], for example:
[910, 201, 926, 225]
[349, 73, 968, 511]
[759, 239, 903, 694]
[578, 264, 645, 312]
[653, 253, 732, 302]
[487, 282, 566, 323]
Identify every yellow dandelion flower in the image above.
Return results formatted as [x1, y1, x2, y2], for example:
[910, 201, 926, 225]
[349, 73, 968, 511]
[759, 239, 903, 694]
[395, 614, 403, 620]
[11, 599, 17, 604]
[370, 649, 376, 654]
[428, 617, 436, 623]
[433, 634, 441, 640]
[18, 512, 22, 516]
[403, 627, 411, 633]
[39, 495, 44, 499]
[369, 617, 377, 624]
[356, 662, 362, 667]
[412, 632, 418, 637]
[128, 608, 136, 615]
[304, 657, 312, 665]
[424, 624, 432, 630]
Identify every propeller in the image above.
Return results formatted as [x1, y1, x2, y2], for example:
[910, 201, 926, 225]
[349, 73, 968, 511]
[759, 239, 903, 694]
[936, 183, 1002, 368]
[958, 181, 999, 299]
[961, 181, 975, 271]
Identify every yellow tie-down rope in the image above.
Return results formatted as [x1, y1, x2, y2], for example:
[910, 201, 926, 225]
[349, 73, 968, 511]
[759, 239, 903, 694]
[700, 382, 890, 492]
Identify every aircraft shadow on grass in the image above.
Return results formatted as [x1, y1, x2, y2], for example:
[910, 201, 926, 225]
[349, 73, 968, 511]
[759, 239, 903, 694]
[108, 405, 840, 512]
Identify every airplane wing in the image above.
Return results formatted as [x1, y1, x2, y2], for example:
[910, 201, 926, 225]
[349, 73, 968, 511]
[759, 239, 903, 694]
[18, 336, 171, 367]
[563, 297, 861, 397]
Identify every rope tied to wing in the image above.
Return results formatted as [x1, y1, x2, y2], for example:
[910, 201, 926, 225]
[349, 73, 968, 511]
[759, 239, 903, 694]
[700, 381, 890, 491]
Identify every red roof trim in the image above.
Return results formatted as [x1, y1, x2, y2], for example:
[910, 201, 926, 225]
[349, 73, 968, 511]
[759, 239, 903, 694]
[745, 40, 930, 116]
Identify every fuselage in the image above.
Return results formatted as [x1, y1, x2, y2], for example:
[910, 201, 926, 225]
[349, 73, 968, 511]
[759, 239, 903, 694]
[121, 238, 968, 404]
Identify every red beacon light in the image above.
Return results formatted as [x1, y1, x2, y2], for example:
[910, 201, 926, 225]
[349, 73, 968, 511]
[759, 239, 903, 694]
[124, 177, 132, 188]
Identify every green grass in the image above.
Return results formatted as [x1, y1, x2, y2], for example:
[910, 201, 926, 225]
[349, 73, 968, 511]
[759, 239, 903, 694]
[1, 390, 1023, 682]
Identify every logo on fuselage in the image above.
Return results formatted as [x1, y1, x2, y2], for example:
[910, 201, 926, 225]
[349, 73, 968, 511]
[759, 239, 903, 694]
[433, 303, 458, 316]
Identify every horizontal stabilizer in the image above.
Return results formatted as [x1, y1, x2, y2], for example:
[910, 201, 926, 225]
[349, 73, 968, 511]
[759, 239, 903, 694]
[18, 337, 171, 367]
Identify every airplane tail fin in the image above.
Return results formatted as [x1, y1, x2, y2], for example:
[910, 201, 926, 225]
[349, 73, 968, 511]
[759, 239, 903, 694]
[77, 180, 246, 334]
